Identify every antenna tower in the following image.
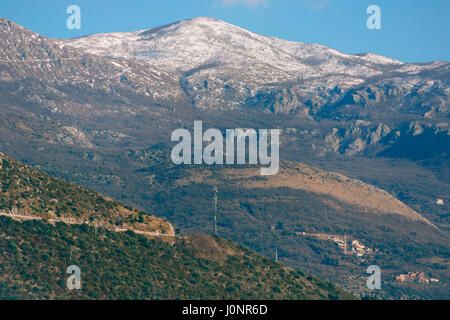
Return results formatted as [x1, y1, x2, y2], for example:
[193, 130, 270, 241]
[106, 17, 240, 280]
[213, 185, 218, 236]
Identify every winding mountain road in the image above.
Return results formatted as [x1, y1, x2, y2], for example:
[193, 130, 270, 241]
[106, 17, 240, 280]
[0, 211, 179, 238]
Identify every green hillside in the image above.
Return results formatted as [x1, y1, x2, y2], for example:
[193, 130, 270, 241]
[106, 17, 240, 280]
[0, 217, 353, 299]
[0, 152, 173, 235]
[0, 152, 353, 300]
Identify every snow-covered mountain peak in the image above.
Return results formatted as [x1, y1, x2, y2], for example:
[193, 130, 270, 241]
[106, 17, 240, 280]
[50, 16, 449, 114]
[59, 16, 410, 82]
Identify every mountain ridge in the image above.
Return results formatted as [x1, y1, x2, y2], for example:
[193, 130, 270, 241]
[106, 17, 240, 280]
[51, 15, 449, 118]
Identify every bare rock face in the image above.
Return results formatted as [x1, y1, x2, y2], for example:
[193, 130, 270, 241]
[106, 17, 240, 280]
[49, 126, 94, 149]
[322, 121, 393, 156]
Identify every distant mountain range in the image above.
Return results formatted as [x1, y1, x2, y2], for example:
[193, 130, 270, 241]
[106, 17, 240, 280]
[0, 16, 448, 299]
[1, 16, 448, 163]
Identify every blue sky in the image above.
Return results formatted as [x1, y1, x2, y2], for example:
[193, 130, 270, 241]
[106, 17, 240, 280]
[1, 0, 449, 63]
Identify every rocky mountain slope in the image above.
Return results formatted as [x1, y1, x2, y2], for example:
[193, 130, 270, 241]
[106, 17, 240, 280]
[1, 16, 447, 182]
[58, 17, 449, 118]
[1, 15, 448, 158]
[0, 16, 187, 117]
[56, 17, 449, 170]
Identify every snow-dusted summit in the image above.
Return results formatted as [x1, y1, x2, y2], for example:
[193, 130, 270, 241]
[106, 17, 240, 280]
[55, 17, 448, 112]
[60, 17, 404, 79]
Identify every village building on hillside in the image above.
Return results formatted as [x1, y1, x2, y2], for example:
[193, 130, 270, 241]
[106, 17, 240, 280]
[395, 272, 439, 284]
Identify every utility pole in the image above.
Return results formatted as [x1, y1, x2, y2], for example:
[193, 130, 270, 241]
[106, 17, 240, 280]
[344, 234, 347, 255]
[93, 210, 97, 238]
[213, 185, 218, 236]
[275, 249, 278, 262]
